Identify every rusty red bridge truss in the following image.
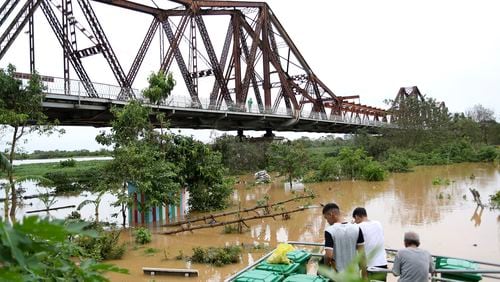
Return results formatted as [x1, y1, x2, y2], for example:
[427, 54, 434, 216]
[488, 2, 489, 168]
[0, 0, 389, 132]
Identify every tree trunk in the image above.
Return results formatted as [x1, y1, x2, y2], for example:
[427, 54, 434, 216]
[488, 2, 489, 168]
[162, 194, 314, 227]
[95, 205, 99, 223]
[9, 126, 18, 219]
[161, 206, 311, 235]
[122, 182, 127, 227]
[288, 175, 293, 189]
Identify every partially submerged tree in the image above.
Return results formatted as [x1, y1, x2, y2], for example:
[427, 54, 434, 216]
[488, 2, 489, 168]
[97, 97, 232, 224]
[0, 64, 61, 219]
[267, 141, 308, 188]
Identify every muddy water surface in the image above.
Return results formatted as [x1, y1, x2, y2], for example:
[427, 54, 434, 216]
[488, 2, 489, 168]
[107, 163, 500, 282]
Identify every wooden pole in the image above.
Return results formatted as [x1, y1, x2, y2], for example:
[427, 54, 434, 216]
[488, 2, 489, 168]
[26, 205, 76, 214]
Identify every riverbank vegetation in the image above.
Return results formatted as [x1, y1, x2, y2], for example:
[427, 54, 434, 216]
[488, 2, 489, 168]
[13, 149, 112, 160]
[212, 95, 499, 183]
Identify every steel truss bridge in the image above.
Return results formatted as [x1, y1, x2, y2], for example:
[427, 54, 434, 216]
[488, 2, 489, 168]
[1, 0, 390, 133]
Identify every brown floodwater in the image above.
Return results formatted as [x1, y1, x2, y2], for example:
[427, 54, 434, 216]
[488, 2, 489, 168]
[106, 162, 500, 282]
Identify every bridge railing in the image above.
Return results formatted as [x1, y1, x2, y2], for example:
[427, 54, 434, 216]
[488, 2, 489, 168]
[15, 75, 390, 127]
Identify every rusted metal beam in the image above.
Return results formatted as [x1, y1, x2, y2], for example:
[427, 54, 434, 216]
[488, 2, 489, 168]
[261, 7, 272, 111]
[195, 14, 234, 107]
[232, 15, 242, 108]
[91, 0, 160, 15]
[192, 1, 266, 8]
[127, 18, 159, 84]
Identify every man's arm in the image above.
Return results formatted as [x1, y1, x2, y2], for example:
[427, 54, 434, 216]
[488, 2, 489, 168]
[428, 252, 435, 273]
[356, 228, 367, 279]
[392, 252, 401, 277]
[324, 231, 336, 270]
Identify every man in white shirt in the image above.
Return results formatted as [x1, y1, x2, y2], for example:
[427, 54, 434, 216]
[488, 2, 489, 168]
[353, 207, 388, 281]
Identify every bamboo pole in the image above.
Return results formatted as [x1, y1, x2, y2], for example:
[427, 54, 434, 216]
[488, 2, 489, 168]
[26, 205, 76, 214]
[162, 194, 314, 227]
[160, 206, 310, 235]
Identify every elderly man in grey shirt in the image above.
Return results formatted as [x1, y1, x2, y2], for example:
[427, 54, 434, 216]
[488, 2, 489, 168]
[392, 231, 434, 282]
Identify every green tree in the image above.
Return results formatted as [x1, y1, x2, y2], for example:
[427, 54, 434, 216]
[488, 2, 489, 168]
[96, 101, 180, 226]
[0, 64, 61, 219]
[466, 104, 496, 144]
[267, 141, 308, 187]
[166, 135, 232, 212]
[143, 71, 175, 106]
[97, 99, 232, 219]
[212, 135, 269, 173]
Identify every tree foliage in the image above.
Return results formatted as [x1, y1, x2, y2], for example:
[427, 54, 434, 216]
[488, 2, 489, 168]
[143, 71, 175, 106]
[166, 135, 233, 211]
[212, 135, 269, 173]
[0, 216, 128, 281]
[267, 141, 308, 187]
[97, 99, 232, 217]
[0, 64, 62, 219]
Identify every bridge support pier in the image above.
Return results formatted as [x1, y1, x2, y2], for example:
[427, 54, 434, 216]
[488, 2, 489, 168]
[237, 129, 244, 141]
[264, 129, 274, 138]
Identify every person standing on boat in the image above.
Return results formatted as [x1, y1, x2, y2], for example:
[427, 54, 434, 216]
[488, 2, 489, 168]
[322, 203, 368, 279]
[352, 207, 388, 281]
[392, 231, 434, 282]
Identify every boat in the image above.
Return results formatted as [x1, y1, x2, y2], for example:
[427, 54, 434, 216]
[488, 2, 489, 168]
[225, 241, 500, 282]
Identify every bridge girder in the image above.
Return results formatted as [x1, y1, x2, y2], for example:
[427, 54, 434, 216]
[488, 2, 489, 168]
[0, 0, 387, 124]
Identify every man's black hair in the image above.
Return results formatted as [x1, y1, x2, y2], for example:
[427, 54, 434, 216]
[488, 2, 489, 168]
[352, 207, 367, 218]
[322, 203, 340, 214]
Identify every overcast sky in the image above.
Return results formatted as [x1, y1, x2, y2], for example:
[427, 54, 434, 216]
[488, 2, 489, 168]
[1, 0, 499, 152]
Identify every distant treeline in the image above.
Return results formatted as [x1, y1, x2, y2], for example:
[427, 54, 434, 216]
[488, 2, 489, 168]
[14, 149, 112, 160]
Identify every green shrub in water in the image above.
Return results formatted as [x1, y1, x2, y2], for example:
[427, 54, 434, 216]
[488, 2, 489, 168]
[191, 245, 242, 266]
[476, 146, 498, 162]
[134, 227, 152, 245]
[383, 151, 413, 172]
[362, 161, 386, 181]
[489, 191, 500, 209]
[74, 228, 126, 261]
[432, 177, 451, 186]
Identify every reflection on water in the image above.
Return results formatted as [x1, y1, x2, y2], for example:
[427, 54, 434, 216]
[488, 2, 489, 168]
[471, 205, 484, 227]
[2, 162, 499, 281]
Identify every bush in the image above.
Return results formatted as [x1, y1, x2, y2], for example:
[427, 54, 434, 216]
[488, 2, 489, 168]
[362, 161, 386, 181]
[59, 158, 77, 167]
[191, 245, 242, 266]
[432, 177, 451, 186]
[45, 168, 99, 194]
[384, 151, 413, 172]
[134, 227, 152, 245]
[74, 228, 126, 261]
[318, 157, 342, 181]
[476, 146, 498, 162]
[489, 191, 500, 209]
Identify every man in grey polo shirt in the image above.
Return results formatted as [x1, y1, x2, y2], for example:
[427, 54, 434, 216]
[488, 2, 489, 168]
[392, 231, 434, 282]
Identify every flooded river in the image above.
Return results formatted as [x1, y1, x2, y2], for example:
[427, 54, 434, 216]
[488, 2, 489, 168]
[2, 162, 499, 281]
[107, 162, 500, 281]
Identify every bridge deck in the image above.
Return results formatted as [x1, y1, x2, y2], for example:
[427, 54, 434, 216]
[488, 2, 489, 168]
[43, 93, 389, 133]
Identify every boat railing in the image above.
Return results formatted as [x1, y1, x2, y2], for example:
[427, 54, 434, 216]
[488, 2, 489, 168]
[235, 241, 500, 281]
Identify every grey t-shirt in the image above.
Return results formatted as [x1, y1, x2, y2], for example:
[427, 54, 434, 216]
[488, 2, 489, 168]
[324, 222, 364, 272]
[392, 247, 434, 282]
